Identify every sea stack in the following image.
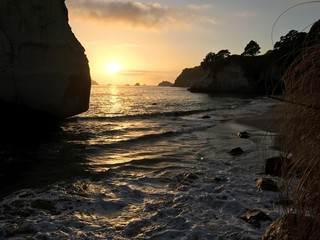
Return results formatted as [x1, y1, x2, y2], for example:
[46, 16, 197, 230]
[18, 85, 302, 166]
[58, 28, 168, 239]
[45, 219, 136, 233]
[0, 0, 91, 121]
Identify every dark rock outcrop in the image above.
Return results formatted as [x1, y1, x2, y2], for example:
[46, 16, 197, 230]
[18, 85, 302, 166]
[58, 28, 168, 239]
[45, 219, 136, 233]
[189, 54, 282, 94]
[91, 79, 99, 85]
[264, 156, 292, 177]
[173, 66, 206, 87]
[256, 177, 279, 192]
[239, 209, 272, 228]
[237, 131, 249, 138]
[229, 147, 244, 156]
[0, 0, 91, 121]
[158, 81, 173, 87]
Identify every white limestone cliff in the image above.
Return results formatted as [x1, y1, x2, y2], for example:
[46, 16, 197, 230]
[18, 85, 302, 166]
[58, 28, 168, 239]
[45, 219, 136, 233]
[0, 0, 91, 120]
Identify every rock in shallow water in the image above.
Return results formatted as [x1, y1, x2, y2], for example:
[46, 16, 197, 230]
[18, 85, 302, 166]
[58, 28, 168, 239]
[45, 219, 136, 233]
[239, 209, 272, 228]
[229, 147, 244, 156]
[0, 0, 91, 121]
[237, 131, 249, 138]
[256, 177, 279, 192]
[264, 156, 292, 177]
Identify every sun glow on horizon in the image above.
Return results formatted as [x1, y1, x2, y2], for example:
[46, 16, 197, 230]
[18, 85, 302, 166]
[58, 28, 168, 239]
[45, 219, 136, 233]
[105, 62, 122, 74]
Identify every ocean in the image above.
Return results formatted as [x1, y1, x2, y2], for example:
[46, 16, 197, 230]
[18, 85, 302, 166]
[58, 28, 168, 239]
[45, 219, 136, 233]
[0, 85, 281, 239]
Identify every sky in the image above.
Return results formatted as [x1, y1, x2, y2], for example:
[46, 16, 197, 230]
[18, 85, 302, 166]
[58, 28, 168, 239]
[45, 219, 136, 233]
[65, 0, 320, 86]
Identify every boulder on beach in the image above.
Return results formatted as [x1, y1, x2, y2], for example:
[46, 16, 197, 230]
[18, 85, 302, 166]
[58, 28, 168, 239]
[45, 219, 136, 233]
[237, 131, 249, 138]
[229, 147, 244, 156]
[0, 0, 91, 121]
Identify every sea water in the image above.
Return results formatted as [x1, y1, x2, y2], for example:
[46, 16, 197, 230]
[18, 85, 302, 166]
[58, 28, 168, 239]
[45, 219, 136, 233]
[0, 85, 281, 239]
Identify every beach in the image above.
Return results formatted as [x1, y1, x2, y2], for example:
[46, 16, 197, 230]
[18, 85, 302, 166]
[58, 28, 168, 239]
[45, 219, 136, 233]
[236, 105, 284, 133]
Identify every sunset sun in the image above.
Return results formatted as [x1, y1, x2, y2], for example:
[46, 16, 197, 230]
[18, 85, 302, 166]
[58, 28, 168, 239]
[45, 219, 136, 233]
[105, 62, 122, 74]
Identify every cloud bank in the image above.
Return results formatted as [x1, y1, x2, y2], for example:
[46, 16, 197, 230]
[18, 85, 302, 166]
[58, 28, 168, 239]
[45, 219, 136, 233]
[68, 0, 176, 28]
[67, 0, 218, 29]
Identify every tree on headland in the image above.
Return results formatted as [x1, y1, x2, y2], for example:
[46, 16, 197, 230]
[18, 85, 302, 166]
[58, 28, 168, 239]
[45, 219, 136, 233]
[272, 30, 307, 68]
[241, 40, 260, 56]
[305, 18, 320, 46]
[216, 49, 231, 59]
[273, 30, 307, 52]
[200, 49, 231, 70]
[200, 52, 216, 70]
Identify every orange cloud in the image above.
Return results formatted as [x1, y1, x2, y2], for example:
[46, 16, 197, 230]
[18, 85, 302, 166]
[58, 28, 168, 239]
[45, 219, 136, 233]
[67, 1, 218, 30]
[68, 0, 175, 29]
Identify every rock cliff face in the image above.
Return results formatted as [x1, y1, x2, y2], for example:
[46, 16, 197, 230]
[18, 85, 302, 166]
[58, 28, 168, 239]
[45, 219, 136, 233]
[0, 0, 91, 120]
[195, 64, 253, 93]
[173, 66, 206, 87]
[189, 55, 282, 94]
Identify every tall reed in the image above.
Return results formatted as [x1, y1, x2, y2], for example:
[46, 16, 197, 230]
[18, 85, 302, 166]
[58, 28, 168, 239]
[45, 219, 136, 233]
[280, 43, 320, 239]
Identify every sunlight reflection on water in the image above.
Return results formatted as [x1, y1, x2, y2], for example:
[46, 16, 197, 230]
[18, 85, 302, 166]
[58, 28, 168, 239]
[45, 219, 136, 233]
[0, 86, 282, 239]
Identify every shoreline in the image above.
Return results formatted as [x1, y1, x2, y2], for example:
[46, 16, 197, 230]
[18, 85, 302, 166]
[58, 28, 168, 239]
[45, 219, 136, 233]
[235, 104, 284, 133]
[205, 101, 283, 238]
[208, 103, 284, 138]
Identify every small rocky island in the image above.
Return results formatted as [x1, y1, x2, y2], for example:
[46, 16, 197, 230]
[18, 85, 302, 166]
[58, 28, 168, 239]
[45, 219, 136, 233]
[91, 80, 99, 85]
[0, 0, 91, 125]
[158, 81, 173, 87]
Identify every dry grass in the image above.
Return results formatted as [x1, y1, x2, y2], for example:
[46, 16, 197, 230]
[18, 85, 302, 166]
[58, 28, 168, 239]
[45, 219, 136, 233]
[280, 43, 320, 239]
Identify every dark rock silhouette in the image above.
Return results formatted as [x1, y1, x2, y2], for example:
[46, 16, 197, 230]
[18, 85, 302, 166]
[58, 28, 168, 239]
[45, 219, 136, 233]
[264, 156, 292, 177]
[239, 209, 272, 228]
[173, 66, 206, 87]
[256, 177, 279, 192]
[229, 147, 244, 156]
[158, 81, 173, 87]
[189, 54, 282, 94]
[0, 0, 91, 122]
[237, 131, 249, 138]
[91, 80, 99, 85]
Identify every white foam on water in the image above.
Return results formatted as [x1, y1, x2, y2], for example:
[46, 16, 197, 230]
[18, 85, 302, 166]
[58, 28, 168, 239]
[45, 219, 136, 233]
[0, 121, 281, 239]
[0, 93, 283, 239]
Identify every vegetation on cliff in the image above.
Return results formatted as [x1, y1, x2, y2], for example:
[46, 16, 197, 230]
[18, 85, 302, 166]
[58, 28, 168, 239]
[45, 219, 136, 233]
[175, 19, 320, 95]
[192, 52, 281, 94]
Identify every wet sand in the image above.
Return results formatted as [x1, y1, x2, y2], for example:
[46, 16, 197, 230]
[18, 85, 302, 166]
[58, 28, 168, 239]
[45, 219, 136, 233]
[207, 104, 284, 154]
[235, 105, 284, 133]
[208, 104, 284, 135]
